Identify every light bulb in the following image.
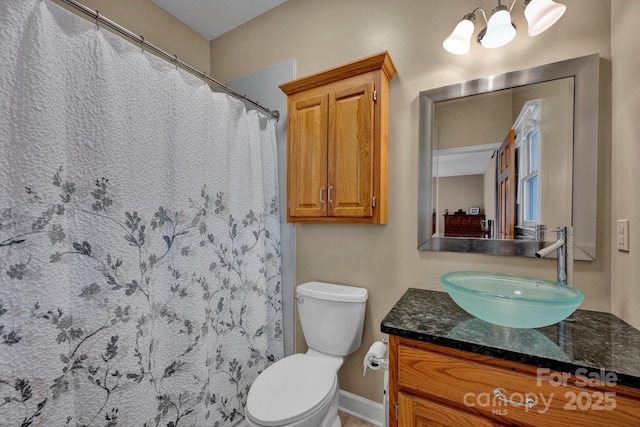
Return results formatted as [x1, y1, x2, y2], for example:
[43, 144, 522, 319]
[525, 0, 567, 36]
[480, 7, 516, 48]
[443, 18, 475, 55]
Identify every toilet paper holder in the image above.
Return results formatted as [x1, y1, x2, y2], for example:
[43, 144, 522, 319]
[362, 339, 391, 427]
[363, 340, 389, 375]
[366, 353, 388, 370]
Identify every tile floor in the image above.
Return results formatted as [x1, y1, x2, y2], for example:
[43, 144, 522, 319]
[338, 411, 376, 427]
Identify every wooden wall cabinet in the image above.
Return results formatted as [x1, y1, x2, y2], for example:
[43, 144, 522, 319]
[280, 52, 396, 224]
[389, 335, 640, 427]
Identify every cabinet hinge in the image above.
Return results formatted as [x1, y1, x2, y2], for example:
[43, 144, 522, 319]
[395, 402, 399, 420]
[373, 89, 377, 102]
[372, 197, 376, 208]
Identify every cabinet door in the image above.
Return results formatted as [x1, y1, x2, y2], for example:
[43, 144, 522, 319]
[398, 393, 500, 427]
[328, 83, 374, 218]
[498, 130, 515, 238]
[288, 94, 329, 218]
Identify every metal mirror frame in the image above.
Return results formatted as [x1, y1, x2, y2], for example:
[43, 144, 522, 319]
[418, 54, 599, 260]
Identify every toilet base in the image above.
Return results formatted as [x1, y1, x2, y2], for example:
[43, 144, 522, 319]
[326, 414, 341, 427]
[321, 386, 340, 427]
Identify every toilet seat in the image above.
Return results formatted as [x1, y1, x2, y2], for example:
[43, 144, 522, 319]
[246, 354, 337, 426]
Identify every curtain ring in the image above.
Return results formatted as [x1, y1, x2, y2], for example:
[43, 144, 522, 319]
[173, 54, 178, 70]
[95, 11, 100, 30]
[140, 36, 145, 54]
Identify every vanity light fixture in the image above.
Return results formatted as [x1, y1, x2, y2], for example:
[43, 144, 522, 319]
[443, 0, 567, 55]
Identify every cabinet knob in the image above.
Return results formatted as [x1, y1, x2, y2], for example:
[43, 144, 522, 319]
[320, 187, 326, 206]
[328, 186, 334, 205]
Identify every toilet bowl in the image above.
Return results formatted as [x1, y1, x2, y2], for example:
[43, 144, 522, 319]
[245, 282, 368, 427]
[245, 353, 341, 427]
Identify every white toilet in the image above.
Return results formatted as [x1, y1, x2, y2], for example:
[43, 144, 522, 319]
[245, 281, 368, 427]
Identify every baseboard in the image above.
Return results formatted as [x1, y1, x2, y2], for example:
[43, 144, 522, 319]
[338, 389, 384, 426]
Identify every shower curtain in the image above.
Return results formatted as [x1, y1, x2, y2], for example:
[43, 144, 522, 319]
[0, 0, 282, 425]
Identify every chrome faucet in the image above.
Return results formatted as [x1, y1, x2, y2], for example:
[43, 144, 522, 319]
[535, 226, 572, 287]
[536, 226, 575, 341]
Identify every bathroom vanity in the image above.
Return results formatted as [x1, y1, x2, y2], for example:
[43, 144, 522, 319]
[381, 289, 640, 426]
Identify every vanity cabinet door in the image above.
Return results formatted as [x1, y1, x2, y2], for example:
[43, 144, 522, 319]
[398, 392, 501, 427]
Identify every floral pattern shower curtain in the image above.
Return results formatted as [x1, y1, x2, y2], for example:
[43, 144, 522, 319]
[0, 0, 282, 425]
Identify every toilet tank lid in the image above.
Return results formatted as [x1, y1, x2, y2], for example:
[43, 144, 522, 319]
[297, 281, 368, 302]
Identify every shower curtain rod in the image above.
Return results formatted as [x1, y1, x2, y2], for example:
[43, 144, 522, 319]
[57, 0, 280, 120]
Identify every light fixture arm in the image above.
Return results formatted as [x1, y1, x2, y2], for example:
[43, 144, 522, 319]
[469, 0, 517, 24]
[489, 0, 518, 16]
[471, 7, 488, 25]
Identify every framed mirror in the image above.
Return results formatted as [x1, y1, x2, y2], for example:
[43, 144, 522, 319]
[418, 54, 599, 260]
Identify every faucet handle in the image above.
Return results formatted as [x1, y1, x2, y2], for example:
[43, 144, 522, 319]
[549, 226, 572, 236]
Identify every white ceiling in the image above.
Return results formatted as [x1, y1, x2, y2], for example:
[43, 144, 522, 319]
[433, 143, 502, 178]
[152, 0, 288, 41]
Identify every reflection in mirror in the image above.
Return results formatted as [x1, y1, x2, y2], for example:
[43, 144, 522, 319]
[447, 319, 571, 362]
[418, 55, 599, 260]
[432, 79, 574, 241]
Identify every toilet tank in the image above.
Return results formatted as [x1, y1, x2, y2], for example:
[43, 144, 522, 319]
[296, 282, 368, 356]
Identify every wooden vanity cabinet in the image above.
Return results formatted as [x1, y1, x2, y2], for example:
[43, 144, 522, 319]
[389, 335, 640, 427]
[279, 52, 396, 224]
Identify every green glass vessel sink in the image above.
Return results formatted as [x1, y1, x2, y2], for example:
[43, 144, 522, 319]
[441, 271, 584, 329]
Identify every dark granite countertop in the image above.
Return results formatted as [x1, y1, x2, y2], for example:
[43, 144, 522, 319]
[381, 288, 640, 390]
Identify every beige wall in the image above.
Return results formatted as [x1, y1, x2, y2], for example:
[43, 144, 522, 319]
[209, 0, 613, 403]
[433, 91, 508, 234]
[435, 175, 485, 233]
[53, 0, 210, 73]
[611, 0, 640, 329]
[435, 91, 513, 149]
